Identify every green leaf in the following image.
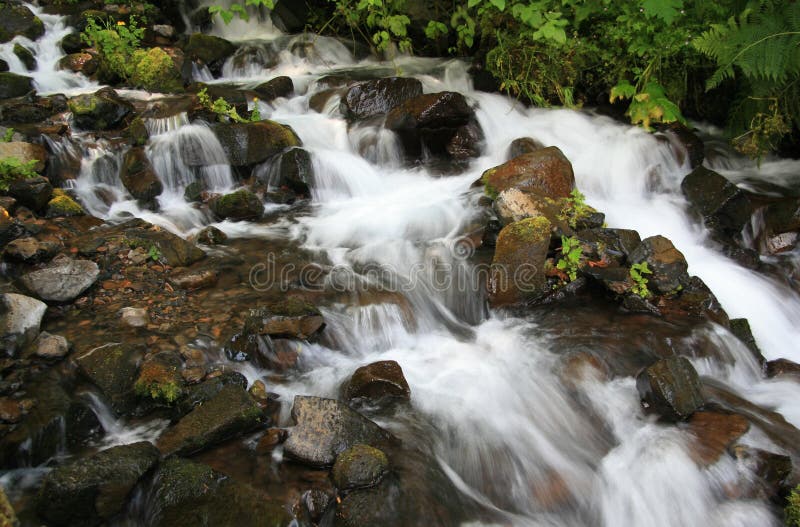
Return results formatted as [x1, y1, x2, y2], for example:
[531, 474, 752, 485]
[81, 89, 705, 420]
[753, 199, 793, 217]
[468, 0, 481, 8]
[489, 0, 506, 11]
[609, 80, 636, 102]
[640, 0, 683, 25]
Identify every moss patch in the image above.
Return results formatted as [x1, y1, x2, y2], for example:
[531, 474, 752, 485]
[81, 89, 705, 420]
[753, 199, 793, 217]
[47, 189, 85, 217]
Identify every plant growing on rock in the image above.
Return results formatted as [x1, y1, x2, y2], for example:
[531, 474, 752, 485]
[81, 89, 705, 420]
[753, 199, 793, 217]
[787, 485, 800, 527]
[630, 261, 653, 298]
[556, 235, 582, 282]
[209, 0, 274, 25]
[197, 87, 245, 123]
[0, 157, 38, 192]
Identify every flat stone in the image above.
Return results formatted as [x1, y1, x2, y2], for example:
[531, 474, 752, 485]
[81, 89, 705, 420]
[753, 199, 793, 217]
[34, 331, 69, 359]
[20, 257, 99, 302]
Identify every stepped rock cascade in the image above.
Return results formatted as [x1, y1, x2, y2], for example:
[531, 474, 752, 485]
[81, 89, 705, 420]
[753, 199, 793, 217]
[1, 4, 800, 527]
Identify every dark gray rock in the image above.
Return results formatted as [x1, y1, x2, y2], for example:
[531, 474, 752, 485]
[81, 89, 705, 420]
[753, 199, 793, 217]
[681, 166, 753, 238]
[120, 147, 163, 206]
[68, 88, 133, 131]
[253, 75, 293, 102]
[0, 4, 44, 43]
[20, 256, 99, 302]
[8, 175, 52, 212]
[0, 72, 33, 99]
[629, 235, 689, 295]
[341, 77, 422, 121]
[637, 356, 704, 421]
[332, 444, 389, 491]
[210, 188, 263, 220]
[76, 343, 143, 416]
[342, 360, 411, 406]
[212, 120, 301, 167]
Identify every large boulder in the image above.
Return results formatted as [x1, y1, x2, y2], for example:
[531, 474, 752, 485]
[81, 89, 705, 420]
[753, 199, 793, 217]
[488, 216, 552, 307]
[385, 91, 482, 160]
[243, 298, 324, 340]
[210, 188, 263, 220]
[0, 73, 31, 99]
[629, 235, 689, 295]
[0, 141, 46, 172]
[681, 166, 753, 238]
[0, 292, 46, 353]
[182, 33, 236, 77]
[37, 442, 160, 526]
[283, 396, 391, 466]
[120, 147, 163, 206]
[149, 457, 292, 527]
[212, 120, 301, 167]
[76, 343, 143, 416]
[253, 75, 294, 102]
[20, 256, 99, 302]
[481, 146, 575, 200]
[156, 384, 265, 456]
[342, 360, 411, 406]
[0, 94, 68, 125]
[68, 88, 133, 131]
[0, 4, 44, 43]
[8, 174, 51, 212]
[341, 77, 423, 121]
[636, 356, 704, 421]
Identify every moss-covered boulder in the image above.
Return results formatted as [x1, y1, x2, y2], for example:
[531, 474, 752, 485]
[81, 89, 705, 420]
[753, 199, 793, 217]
[481, 146, 575, 200]
[156, 384, 265, 456]
[76, 343, 143, 416]
[68, 88, 133, 131]
[46, 189, 86, 217]
[171, 370, 248, 419]
[37, 442, 160, 526]
[636, 356, 704, 421]
[60, 32, 83, 54]
[131, 47, 183, 93]
[341, 77, 422, 121]
[150, 457, 292, 527]
[182, 33, 236, 77]
[120, 147, 163, 207]
[13, 43, 36, 71]
[0, 72, 33, 99]
[243, 297, 324, 339]
[253, 75, 294, 102]
[212, 120, 301, 167]
[488, 216, 552, 307]
[0, 4, 44, 43]
[332, 444, 389, 491]
[195, 225, 227, 246]
[135, 351, 184, 404]
[210, 188, 263, 220]
[629, 235, 690, 295]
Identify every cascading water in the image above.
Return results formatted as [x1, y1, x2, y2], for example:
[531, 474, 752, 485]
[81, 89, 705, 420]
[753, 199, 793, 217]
[6, 3, 800, 526]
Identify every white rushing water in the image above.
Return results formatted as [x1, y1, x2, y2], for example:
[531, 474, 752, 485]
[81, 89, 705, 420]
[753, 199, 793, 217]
[18, 5, 800, 525]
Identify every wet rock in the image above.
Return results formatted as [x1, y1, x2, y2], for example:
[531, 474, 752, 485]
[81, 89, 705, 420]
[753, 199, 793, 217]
[68, 88, 133, 131]
[172, 370, 247, 418]
[0, 292, 46, 352]
[385, 91, 481, 160]
[119, 307, 149, 328]
[8, 174, 51, 212]
[657, 275, 729, 324]
[46, 189, 86, 217]
[253, 75, 294, 101]
[332, 444, 389, 491]
[120, 147, 163, 206]
[0, 72, 33, 99]
[729, 318, 764, 365]
[341, 77, 423, 121]
[0, 59, 6, 72]
[76, 343, 143, 415]
[284, 396, 391, 466]
[0, 214, 27, 248]
[0, 486, 16, 526]
[150, 457, 292, 527]
[300, 488, 333, 524]
[629, 235, 689, 295]
[576, 228, 642, 266]
[765, 358, 800, 379]
[262, 147, 313, 196]
[210, 188, 263, 220]
[0, 93, 68, 125]
[731, 445, 793, 501]
[342, 360, 411, 406]
[59, 52, 98, 75]
[493, 188, 563, 228]
[765, 231, 798, 254]
[34, 331, 70, 359]
[507, 137, 544, 159]
[637, 356, 704, 421]
[0, 397, 22, 423]
[121, 224, 205, 267]
[0, 141, 46, 172]
[195, 225, 227, 245]
[20, 256, 99, 302]
[584, 266, 634, 296]
[488, 216, 551, 307]
[256, 427, 287, 453]
[182, 33, 237, 77]
[764, 198, 800, 236]
[681, 166, 753, 238]
[157, 384, 265, 456]
[169, 269, 218, 290]
[558, 351, 609, 389]
[212, 120, 301, 167]
[37, 441, 160, 527]
[271, 0, 311, 32]
[0, 4, 44, 43]
[124, 116, 149, 147]
[244, 298, 325, 339]
[13, 43, 36, 70]
[60, 32, 83, 54]
[3, 237, 60, 263]
[135, 351, 184, 404]
[481, 146, 575, 200]
[687, 411, 749, 466]
[656, 122, 704, 169]
[230, 44, 278, 73]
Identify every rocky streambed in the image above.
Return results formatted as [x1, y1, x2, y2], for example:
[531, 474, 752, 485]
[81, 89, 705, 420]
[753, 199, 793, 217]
[0, 1, 799, 526]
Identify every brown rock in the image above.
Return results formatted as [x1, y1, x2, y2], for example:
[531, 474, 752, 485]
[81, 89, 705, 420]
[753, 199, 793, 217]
[687, 411, 749, 465]
[343, 360, 410, 405]
[481, 147, 575, 200]
[168, 269, 218, 290]
[488, 216, 551, 307]
[0, 397, 22, 423]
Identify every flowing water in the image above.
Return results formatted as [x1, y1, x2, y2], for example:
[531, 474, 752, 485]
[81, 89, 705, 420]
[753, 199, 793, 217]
[8, 4, 800, 526]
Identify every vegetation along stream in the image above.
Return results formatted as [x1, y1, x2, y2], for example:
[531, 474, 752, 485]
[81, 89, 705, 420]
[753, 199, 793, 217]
[0, 0, 799, 525]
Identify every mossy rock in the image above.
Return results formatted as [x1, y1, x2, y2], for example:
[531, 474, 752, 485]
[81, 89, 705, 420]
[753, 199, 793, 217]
[182, 33, 236, 76]
[134, 351, 184, 404]
[130, 47, 183, 93]
[0, 72, 33, 100]
[75, 343, 143, 416]
[210, 188, 263, 220]
[488, 216, 552, 307]
[212, 120, 301, 167]
[13, 43, 36, 71]
[68, 88, 133, 131]
[46, 189, 85, 218]
[332, 444, 389, 491]
[0, 5, 44, 43]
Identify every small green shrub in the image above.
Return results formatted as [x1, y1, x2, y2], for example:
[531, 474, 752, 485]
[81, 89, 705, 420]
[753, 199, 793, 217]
[787, 485, 800, 527]
[630, 262, 653, 298]
[197, 87, 261, 123]
[130, 47, 180, 92]
[556, 235, 582, 282]
[2, 128, 14, 142]
[81, 17, 145, 82]
[0, 157, 39, 192]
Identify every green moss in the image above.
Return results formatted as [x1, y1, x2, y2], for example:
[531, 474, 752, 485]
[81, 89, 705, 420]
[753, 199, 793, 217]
[481, 169, 499, 200]
[135, 380, 182, 403]
[47, 189, 85, 217]
[67, 94, 98, 115]
[131, 47, 182, 93]
[787, 485, 800, 527]
[505, 215, 551, 242]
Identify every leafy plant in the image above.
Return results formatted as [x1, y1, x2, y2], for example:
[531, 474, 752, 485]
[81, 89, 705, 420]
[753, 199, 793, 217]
[2, 128, 14, 143]
[250, 98, 262, 122]
[0, 157, 39, 192]
[629, 261, 653, 298]
[787, 485, 800, 527]
[147, 244, 161, 262]
[559, 189, 596, 229]
[130, 47, 181, 93]
[81, 16, 145, 82]
[197, 87, 246, 123]
[556, 235, 582, 282]
[209, 0, 274, 25]
[611, 80, 687, 130]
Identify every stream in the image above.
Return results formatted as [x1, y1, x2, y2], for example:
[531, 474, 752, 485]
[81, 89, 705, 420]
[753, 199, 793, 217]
[2, 2, 800, 526]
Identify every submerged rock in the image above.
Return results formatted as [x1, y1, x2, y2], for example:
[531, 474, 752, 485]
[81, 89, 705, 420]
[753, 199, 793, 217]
[37, 441, 160, 526]
[244, 298, 325, 340]
[637, 356, 704, 421]
[488, 216, 551, 307]
[687, 411, 749, 466]
[284, 396, 391, 466]
[342, 360, 411, 406]
[341, 77, 423, 121]
[76, 343, 143, 416]
[119, 306, 149, 328]
[332, 444, 389, 491]
[20, 256, 99, 302]
[156, 384, 265, 456]
[481, 146, 575, 200]
[681, 166, 752, 239]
